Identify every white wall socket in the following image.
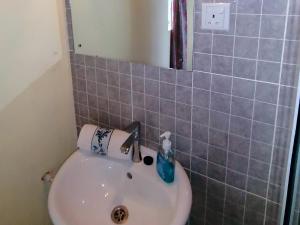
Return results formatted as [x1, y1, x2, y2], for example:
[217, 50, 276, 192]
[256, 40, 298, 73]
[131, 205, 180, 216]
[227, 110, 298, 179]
[201, 3, 230, 31]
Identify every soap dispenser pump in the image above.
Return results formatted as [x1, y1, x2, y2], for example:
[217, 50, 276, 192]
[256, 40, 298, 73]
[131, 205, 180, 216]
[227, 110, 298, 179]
[156, 131, 175, 183]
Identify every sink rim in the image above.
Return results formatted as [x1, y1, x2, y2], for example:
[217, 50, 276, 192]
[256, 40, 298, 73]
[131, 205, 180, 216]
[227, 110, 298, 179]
[48, 146, 192, 225]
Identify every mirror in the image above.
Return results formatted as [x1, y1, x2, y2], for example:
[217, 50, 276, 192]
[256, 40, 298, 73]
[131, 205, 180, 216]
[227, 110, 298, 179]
[71, 0, 194, 71]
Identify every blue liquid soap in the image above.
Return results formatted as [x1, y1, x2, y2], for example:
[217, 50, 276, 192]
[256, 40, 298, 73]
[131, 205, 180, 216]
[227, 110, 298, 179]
[156, 148, 175, 183]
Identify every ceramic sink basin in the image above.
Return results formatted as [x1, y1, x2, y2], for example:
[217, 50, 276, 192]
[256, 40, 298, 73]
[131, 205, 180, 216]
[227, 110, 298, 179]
[48, 146, 192, 225]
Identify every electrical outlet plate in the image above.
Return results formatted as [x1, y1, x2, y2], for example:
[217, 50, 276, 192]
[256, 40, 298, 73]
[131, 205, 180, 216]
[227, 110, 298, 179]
[201, 3, 230, 31]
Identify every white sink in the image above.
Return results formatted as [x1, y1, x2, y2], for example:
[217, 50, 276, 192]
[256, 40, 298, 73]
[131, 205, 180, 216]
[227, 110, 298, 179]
[48, 146, 192, 225]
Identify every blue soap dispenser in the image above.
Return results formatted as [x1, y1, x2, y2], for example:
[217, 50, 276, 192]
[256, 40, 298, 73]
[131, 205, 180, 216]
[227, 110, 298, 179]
[156, 131, 175, 183]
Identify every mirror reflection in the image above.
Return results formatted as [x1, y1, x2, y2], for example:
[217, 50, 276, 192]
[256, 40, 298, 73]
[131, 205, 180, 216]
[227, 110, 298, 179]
[71, 0, 194, 70]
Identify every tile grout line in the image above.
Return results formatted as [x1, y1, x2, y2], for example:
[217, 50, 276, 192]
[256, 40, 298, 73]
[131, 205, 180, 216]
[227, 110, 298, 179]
[83, 61, 299, 89]
[190, 70, 194, 185]
[158, 68, 161, 145]
[93, 57, 100, 128]
[130, 63, 134, 124]
[143, 65, 146, 144]
[264, 0, 292, 224]
[194, 31, 300, 42]
[193, 51, 300, 67]
[83, 55, 91, 125]
[190, 0, 196, 193]
[194, 10, 294, 17]
[105, 59, 110, 128]
[203, 0, 216, 221]
[222, 0, 238, 224]
[174, 69, 178, 168]
[189, 6, 196, 224]
[243, 0, 264, 223]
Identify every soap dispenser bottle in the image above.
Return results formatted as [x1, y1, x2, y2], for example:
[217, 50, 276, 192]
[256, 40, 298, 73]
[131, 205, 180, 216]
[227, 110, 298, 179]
[156, 131, 175, 183]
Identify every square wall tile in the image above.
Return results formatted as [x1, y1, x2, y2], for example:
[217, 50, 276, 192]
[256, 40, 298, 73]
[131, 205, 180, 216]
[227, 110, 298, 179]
[132, 77, 144, 93]
[160, 68, 176, 84]
[226, 169, 247, 190]
[193, 106, 209, 126]
[258, 39, 283, 62]
[119, 61, 131, 74]
[160, 114, 175, 132]
[132, 63, 145, 77]
[255, 82, 279, 104]
[160, 83, 175, 100]
[262, 0, 288, 15]
[145, 111, 159, 127]
[212, 55, 233, 76]
[250, 141, 272, 163]
[160, 99, 175, 116]
[177, 70, 193, 87]
[230, 116, 252, 138]
[283, 40, 300, 64]
[194, 33, 212, 54]
[132, 92, 144, 108]
[194, 53, 211, 72]
[279, 86, 297, 107]
[208, 145, 227, 166]
[207, 162, 226, 182]
[233, 58, 256, 80]
[145, 79, 159, 97]
[254, 101, 277, 124]
[229, 134, 250, 156]
[176, 119, 191, 138]
[145, 96, 159, 112]
[212, 35, 234, 56]
[211, 92, 231, 113]
[289, 0, 300, 15]
[210, 110, 230, 131]
[193, 72, 211, 90]
[193, 88, 210, 108]
[145, 65, 159, 80]
[248, 159, 270, 181]
[209, 128, 228, 148]
[211, 74, 232, 94]
[260, 15, 286, 39]
[237, 0, 262, 14]
[192, 139, 208, 159]
[231, 96, 254, 119]
[176, 103, 192, 121]
[192, 123, 209, 143]
[227, 152, 249, 174]
[176, 85, 192, 104]
[281, 64, 300, 87]
[252, 121, 275, 144]
[257, 61, 281, 83]
[234, 37, 258, 59]
[247, 176, 268, 197]
[236, 14, 260, 37]
[176, 135, 191, 153]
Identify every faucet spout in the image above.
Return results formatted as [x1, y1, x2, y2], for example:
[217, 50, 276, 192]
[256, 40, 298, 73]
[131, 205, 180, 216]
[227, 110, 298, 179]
[120, 134, 134, 154]
[120, 121, 142, 163]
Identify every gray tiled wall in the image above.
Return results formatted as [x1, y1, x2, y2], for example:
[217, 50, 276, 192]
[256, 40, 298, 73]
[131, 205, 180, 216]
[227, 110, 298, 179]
[65, 0, 300, 224]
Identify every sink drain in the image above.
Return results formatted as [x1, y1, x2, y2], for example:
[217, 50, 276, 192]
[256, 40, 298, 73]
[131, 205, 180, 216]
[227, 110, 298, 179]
[111, 205, 129, 224]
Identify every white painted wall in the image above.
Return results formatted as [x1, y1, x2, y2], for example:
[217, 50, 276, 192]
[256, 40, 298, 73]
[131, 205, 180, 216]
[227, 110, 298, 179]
[0, 1, 77, 224]
[0, 0, 62, 111]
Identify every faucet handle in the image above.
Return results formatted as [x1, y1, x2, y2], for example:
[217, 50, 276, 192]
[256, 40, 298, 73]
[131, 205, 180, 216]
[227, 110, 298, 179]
[120, 121, 142, 163]
[123, 121, 140, 137]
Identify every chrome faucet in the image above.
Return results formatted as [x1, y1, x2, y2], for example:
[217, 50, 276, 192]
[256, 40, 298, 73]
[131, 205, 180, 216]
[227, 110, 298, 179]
[120, 121, 142, 163]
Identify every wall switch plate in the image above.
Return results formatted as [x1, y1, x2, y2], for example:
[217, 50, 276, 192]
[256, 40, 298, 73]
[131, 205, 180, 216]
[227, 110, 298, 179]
[201, 3, 230, 31]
